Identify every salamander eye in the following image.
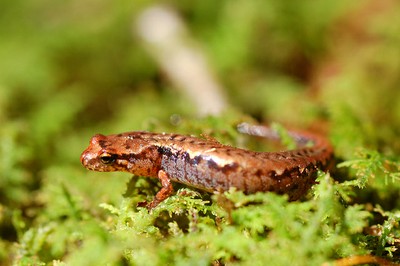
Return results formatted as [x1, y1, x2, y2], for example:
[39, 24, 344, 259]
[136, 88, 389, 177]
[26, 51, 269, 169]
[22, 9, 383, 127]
[99, 153, 117, 164]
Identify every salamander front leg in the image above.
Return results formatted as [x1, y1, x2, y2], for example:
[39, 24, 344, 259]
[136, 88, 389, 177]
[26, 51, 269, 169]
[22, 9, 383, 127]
[146, 170, 174, 210]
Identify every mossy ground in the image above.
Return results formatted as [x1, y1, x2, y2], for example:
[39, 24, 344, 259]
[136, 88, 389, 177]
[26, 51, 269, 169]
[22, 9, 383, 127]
[1, 1, 400, 265]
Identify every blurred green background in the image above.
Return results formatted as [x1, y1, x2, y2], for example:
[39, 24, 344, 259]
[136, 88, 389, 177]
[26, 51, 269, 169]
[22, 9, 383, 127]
[1, 0, 400, 265]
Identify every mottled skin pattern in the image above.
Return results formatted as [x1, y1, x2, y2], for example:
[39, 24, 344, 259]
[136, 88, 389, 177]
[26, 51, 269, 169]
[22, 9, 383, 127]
[80, 123, 333, 209]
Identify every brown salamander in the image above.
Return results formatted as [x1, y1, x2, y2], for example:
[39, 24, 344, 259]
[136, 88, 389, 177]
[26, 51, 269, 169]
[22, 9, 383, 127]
[80, 123, 333, 209]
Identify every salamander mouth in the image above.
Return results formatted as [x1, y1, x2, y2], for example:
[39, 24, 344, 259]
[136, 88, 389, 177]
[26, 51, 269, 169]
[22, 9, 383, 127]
[80, 153, 86, 165]
[82, 163, 108, 172]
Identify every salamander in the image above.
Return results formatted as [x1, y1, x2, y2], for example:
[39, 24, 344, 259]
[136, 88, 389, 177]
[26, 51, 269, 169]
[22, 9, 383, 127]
[80, 123, 333, 209]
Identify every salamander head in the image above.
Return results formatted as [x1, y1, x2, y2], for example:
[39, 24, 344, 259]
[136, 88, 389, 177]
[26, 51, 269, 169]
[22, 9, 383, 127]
[80, 132, 160, 176]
